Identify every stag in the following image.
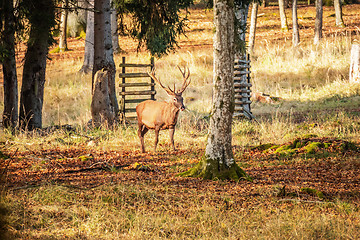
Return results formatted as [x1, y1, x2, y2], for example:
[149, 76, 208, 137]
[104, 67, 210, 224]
[136, 66, 191, 153]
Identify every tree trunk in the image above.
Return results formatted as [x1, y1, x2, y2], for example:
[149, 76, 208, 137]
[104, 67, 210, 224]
[2, 0, 18, 129]
[292, 0, 300, 47]
[92, 0, 119, 124]
[314, 0, 323, 45]
[91, 69, 115, 127]
[234, 2, 253, 120]
[59, 0, 69, 52]
[19, 0, 55, 130]
[279, 0, 289, 31]
[248, 2, 258, 53]
[334, 0, 345, 27]
[349, 44, 360, 83]
[180, 0, 247, 181]
[234, 1, 249, 59]
[79, 0, 94, 74]
[111, 1, 121, 54]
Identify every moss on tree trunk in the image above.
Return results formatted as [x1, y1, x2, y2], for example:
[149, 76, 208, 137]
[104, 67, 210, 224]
[180, 154, 248, 181]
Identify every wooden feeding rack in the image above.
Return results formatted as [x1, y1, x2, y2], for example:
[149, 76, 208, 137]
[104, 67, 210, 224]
[118, 57, 155, 122]
[234, 54, 253, 119]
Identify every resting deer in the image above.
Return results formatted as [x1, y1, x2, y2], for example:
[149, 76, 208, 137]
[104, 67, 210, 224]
[136, 66, 191, 153]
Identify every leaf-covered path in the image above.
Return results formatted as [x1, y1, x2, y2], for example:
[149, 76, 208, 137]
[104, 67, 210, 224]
[3, 137, 360, 206]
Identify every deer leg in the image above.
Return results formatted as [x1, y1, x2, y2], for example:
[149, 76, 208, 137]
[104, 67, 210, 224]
[154, 127, 160, 152]
[138, 124, 148, 153]
[169, 128, 176, 151]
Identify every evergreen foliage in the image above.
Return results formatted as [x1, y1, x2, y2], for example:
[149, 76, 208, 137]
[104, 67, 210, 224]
[114, 0, 193, 57]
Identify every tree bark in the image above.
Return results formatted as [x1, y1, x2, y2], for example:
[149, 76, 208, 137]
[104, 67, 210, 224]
[314, 0, 323, 45]
[79, 0, 94, 74]
[349, 44, 360, 83]
[334, 0, 345, 27]
[181, 0, 247, 181]
[292, 0, 300, 47]
[59, 0, 69, 52]
[19, 0, 55, 130]
[91, 69, 115, 127]
[2, 0, 18, 129]
[279, 0, 289, 31]
[110, 1, 121, 54]
[92, 0, 119, 124]
[248, 2, 258, 53]
[234, 1, 249, 59]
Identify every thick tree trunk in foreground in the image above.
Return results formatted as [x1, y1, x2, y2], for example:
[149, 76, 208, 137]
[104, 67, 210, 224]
[292, 0, 300, 47]
[92, 0, 119, 123]
[279, 0, 289, 31]
[91, 69, 115, 127]
[2, 0, 18, 129]
[59, 0, 69, 52]
[181, 0, 247, 181]
[19, 0, 54, 130]
[314, 0, 323, 45]
[248, 2, 258, 53]
[334, 0, 345, 27]
[80, 0, 94, 74]
[349, 44, 360, 83]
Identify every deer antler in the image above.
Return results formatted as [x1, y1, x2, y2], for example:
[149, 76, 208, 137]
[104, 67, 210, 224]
[148, 68, 175, 96]
[177, 66, 191, 94]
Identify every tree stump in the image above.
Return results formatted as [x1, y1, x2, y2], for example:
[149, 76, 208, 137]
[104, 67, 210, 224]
[91, 69, 115, 127]
[349, 44, 360, 83]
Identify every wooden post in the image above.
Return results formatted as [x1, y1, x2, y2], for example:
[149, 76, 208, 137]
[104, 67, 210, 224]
[349, 44, 360, 83]
[121, 57, 126, 113]
[150, 57, 155, 100]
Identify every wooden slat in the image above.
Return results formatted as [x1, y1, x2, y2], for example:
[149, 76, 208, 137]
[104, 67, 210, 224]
[124, 98, 151, 104]
[234, 65, 251, 69]
[235, 106, 243, 111]
[234, 88, 251, 93]
[233, 112, 245, 117]
[234, 70, 251, 75]
[119, 82, 155, 87]
[234, 59, 250, 64]
[119, 72, 149, 78]
[119, 63, 152, 68]
[119, 90, 156, 96]
[233, 81, 252, 87]
[234, 99, 252, 104]
[125, 108, 137, 113]
[235, 93, 251, 99]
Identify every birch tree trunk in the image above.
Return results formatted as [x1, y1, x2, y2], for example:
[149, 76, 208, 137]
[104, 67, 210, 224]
[314, 0, 323, 45]
[248, 2, 259, 53]
[349, 44, 360, 83]
[19, 0, 55, 130]
[181, 0, 247, 181]
[292, 0, 300, 47]
[334, 0, 345, 27]
[79, 0, 94, 74]
[234, 1, 249, 59]
[92, 0, 119, 124]
[59, 0, 69, 52]
[2, 0, 18, 129]
[110, 2, 121, 54]
[279, 0, 289, 31]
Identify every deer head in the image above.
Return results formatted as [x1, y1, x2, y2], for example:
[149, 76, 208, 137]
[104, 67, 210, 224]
[148, 66, 191, 111]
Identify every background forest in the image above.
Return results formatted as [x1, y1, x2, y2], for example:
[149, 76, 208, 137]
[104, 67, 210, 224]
[0, 0, 360, 239]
